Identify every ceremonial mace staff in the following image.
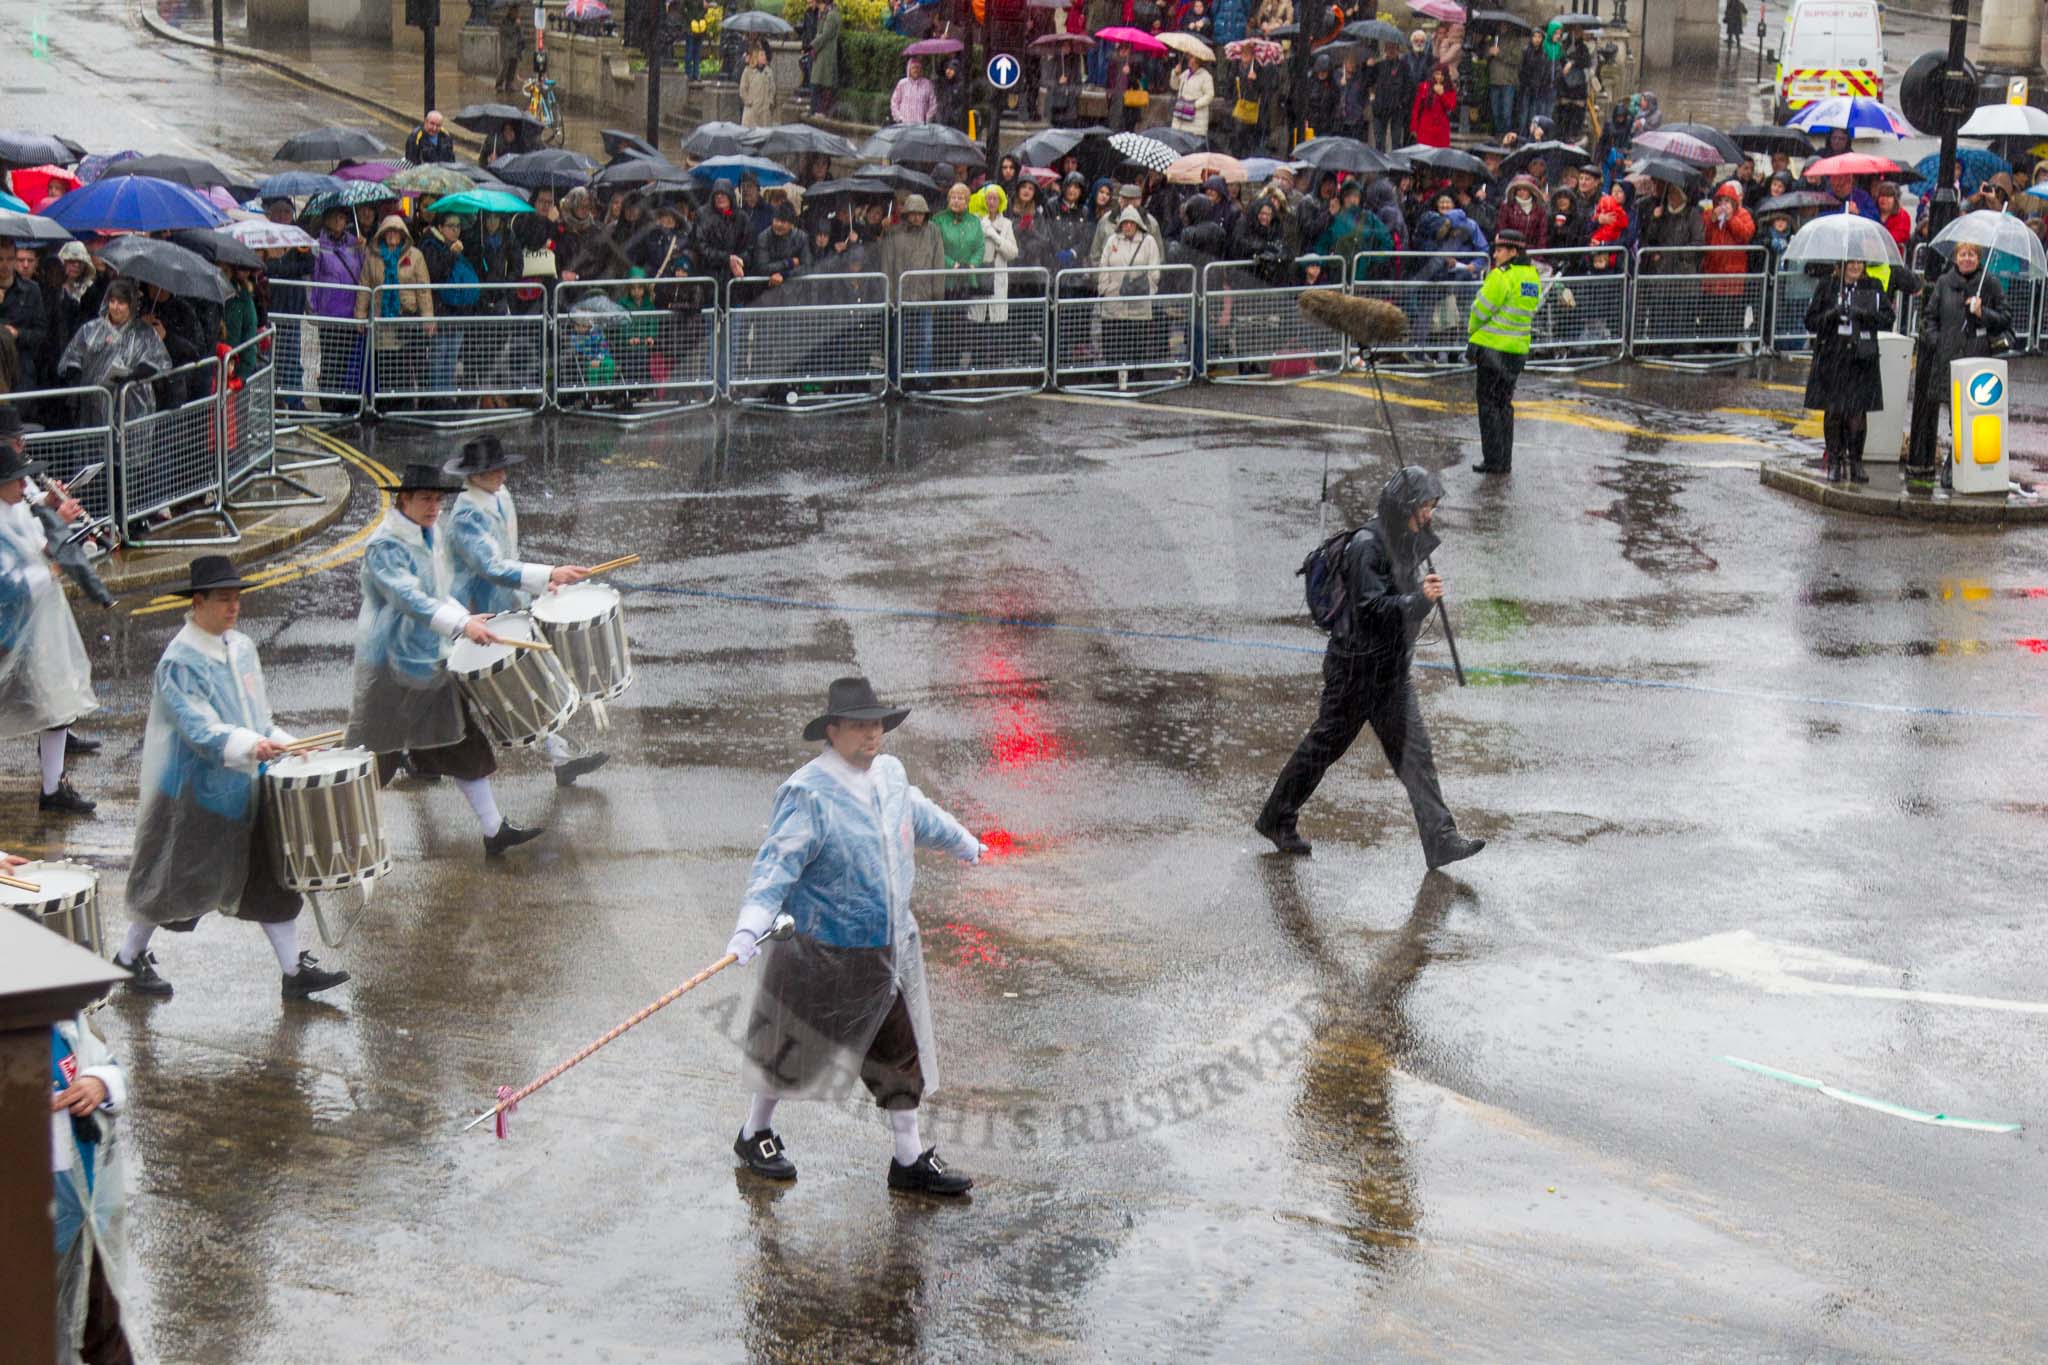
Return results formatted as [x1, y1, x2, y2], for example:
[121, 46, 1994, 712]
[463, 914, 797, 1137]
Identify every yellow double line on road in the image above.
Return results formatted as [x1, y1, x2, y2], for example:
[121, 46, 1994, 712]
[129, 428, 391, 617]
[1301, 376, 1816, 450]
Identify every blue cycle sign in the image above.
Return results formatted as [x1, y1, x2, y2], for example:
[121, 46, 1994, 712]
[1967, 371, 2004, 407]
[987, 53, 1021, 89]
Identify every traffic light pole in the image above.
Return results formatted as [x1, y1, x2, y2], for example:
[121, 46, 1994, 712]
[1927, 0, 1970, 241]
[424, 19, 438, 113]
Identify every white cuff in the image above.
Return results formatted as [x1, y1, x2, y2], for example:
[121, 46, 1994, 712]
[429, 600, 469, 638]
[222, 728, 265, 769]
[82, 1064, 125, 1114]
[962, 839, 984, 864]
[734, 901, 777, 941]
[519, 563, 552, 596]
[269, 727, 295, 745]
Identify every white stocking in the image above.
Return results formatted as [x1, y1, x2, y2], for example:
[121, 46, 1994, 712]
[741, 1094, 779, 1139]
[889, 1109, 923, 1166]
[454, 777, 503, 836]
[262, 919, 302, 975]
[39, 729, 66, 795]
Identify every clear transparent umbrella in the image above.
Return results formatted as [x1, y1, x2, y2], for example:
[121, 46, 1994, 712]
[1782, 213, 1904, 268]
[1930, 209, 2048, 280]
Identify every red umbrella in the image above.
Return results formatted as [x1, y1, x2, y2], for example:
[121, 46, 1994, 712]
[1803, 152, 1904, 180]
[904, 36, 963, 55]
[1094, 25, 1169, 54]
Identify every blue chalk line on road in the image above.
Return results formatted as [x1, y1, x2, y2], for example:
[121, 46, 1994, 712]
[626, 584, 2043, 724]
[1720, 1057, 2023, 1134]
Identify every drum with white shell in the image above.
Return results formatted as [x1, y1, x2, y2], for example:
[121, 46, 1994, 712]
[531, 582, 633, 705]
[446, 610, 581, 747]
[264, 747, 393, 893]
[0, 861, 103, 957]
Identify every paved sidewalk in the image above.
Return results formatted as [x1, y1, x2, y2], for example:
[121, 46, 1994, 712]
[95, 456, 355, 601]
[1759, 457, 2047, 524]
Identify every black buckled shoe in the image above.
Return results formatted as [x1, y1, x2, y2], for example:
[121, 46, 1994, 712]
[888, 1147, 973, 1197]
[734, 1128, 797, 1180]
[283, 956, 351, 1000]
[39, 781, 96, 815]
[1426, 833, 1487, 871]
[115, 952, 173, 998]
[553, 751, 610, 787]
[64, 732, 101, 756]
[483, 821, 544, 857]
[1254, 813, 1312, 856]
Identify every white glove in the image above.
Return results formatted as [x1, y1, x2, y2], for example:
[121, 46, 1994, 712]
[726, 930, 760, 965]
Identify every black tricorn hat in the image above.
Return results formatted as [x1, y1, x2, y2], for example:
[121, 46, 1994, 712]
[443, 433, 527, 478]
[380, 461, 465, 494]
[0, 444, 44, 484]
[173, 554, 256, 595]
[803, 676, 910, 742]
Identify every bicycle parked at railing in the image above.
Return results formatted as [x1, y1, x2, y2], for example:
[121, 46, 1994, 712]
[523, 69, 565, 146]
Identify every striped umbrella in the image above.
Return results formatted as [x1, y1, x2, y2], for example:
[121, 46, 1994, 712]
[1631, 129, 1728, 167]
[1107, 132, 1177, 173]
[1786, 97, 1916, 138]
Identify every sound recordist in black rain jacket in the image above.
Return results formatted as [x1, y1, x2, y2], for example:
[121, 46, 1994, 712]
[1256, 466, 1486, 871]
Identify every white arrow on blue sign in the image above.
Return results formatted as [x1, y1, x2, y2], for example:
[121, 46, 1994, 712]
[987, 53, 1021, 89]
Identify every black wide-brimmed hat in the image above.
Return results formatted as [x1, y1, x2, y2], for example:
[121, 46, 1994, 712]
[380, 461, 465, 494]
[803, 676, 910, 742]
[172, 554, 256, 596]
[443, 433, 526, 478]
[0, 407, 44, 442]
[0, 444, 43, 484]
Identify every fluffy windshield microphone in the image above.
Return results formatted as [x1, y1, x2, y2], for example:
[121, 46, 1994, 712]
[1298, 290, 1409, 348]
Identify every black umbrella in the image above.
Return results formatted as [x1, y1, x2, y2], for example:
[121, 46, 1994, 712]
[451, 162, 512, 185]
[54, 137, 89, 164]
[680, 121, 765, 158]
[1499, 140, 1593, 180]
[751, 123, 861, 158]
[1010, 125, 1109, 167]
[1341, 18, 1405, 42]
[592, 156, 693, 189]
[98, 236, 232, 304]
[1467, 9, 1532, 28]
[100, 154, 244, 193]
[1730, 124, 1817, 156]
[600, 128, 661, 161]
[1637, 156, 1703, 188]
[452, 104, 544, 135]
[491, 148, 600, 190]
[275, 127, 390, 162]
[859, 122, 984, 165]
[1757, 190, 1839, 213]
[0, 130, 75, 167]
[1657, 122, 1746, 165]
[167, 228, 263, 270]
[1398, 144, 1487, 176]
[0, 210, 73, 243]
[722, 9, 793, 33]
[850, 165, 940, 194]
[1294, 136, 1397, 175]
[806, 176, 901, 207]
[1145, 127, 1208, 156]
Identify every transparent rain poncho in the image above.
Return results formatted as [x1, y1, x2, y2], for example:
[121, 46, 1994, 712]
[0, 498, 97, 741]
[449, 485, 548, 616]
[57, 308, 173, 420]
[124, 623, 289, 926]
[346, 509, 468, 755]
[51, 1014, 131, 1365]
[735, 750, 982, 1103]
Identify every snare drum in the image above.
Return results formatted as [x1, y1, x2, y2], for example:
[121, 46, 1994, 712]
[0, 861, 103, 957]
[531, 582, 633, 704]
[265, 748, 394, 893]
[446, 611, 580, 748]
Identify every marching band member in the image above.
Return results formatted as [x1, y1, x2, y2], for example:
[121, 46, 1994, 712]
[443, 434, 607, 787]
[727, 677, 985, 1198]
[113, 556, 350, 1000]
[346, 461, 544, 856]
[0, 408, 100, 815]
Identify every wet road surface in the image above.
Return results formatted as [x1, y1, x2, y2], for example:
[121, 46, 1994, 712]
[14, 367, 2046, 1360]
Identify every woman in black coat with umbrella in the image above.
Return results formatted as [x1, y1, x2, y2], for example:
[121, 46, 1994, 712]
[1803, 258, 1894, 484]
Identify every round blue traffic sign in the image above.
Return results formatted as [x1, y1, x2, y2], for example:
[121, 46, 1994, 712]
[1967, 371, 2004, 407]
[986, 52, 1021, 89]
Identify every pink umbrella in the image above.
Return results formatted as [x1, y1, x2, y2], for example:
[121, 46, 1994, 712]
[1030, 32, 1094, 50]
[205, 185, 243, 213]
[334, 160, 401, 183]
[562, 0, 610, 17]
[1022, 166, 1060, 185]
[904, 36, 963, 55]
[1406, 0, 1466, 21]
[1094, 25, 1169, 54]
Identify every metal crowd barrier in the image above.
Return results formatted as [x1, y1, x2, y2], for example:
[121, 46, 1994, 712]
[895, 266, 1051, 402]
[223, 329, 324, 512]
[118, 354, 238, 547]
[1051, 263, 1196, 396]
[1630, 244, 1768, 371]
[1525, 248, 1629, 372]
[1200, 257, 1348, 384]
[2004, 275, 2045, 356]
[366, 282, 548, 428]
[269, 285, 371, 422]
[1769, 264, 1821, 357]
[725, 273, 890, 412]
[0, 387, 116, 532]
[1348, 252, 1486, 375]
[554, 276, 721, 421]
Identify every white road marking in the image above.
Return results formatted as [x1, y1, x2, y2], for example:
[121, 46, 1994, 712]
[1615, 929, 2048, 1015]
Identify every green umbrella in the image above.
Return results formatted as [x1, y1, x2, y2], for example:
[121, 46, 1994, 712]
[389, 164, 477, 197]
[427, 188, 534, 216]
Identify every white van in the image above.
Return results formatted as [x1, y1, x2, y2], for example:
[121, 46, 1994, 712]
[1774, 0, 1885, 121]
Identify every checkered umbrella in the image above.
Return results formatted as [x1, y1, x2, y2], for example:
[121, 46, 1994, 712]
[1108, 132, 1177, 173]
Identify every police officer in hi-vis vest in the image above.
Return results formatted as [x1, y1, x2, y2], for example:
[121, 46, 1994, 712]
[1466, 228, 1541, 475]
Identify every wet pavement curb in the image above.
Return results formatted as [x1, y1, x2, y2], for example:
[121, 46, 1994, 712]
[132, 1, 485, 154]
[1759, 460, 2047, 525]
[91, 459, 356, 601]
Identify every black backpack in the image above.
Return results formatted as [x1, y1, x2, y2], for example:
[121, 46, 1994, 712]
[1298, 527, 1359, 632]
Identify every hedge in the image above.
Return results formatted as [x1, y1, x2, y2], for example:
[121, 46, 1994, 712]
[841, 29, 911, 93]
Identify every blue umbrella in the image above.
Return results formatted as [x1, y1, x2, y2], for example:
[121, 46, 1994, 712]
[1785, 96, 1915, 137]
[688, 154, 795, 187]
[1912, 148, 2009, 197]
[256, 170, 345, 200]
[0, 191, 27, 212]
[41, 176, 229, 231]
[75, 150, 141, 184]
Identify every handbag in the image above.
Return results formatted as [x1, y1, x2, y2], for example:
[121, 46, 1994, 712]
[522, 248, 558, 278]
[1233, 96, 1260, 124]
[1172, 98, 1198, 121]
[1124, 88, 1151, 109]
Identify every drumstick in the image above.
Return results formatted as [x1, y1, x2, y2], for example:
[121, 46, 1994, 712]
[0, 873, 41, 892]
[491, 635, 554, 653]
[584, 554, 641, 576]
[280, 729, 346, 754]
